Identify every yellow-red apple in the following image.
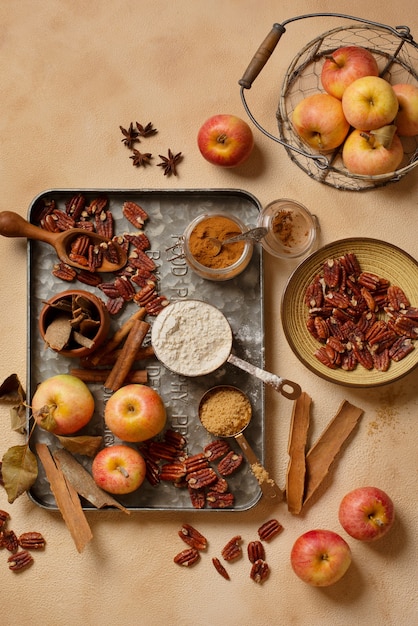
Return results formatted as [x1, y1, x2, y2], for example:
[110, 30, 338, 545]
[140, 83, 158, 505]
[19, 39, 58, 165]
[292, 93, 350, 152]
[342, 76, 399, 130]
[32, 373, 95, 435]
[91, 444, 146, 494]
[342, 127, 403, 175]
[290, 529, 351, 587]
[393, 83, 418, 136]
[338, 486, 395, 541]
[197, 114, 254, 167]
[321, 46, 379, 99]
[104, 384, 166, 442]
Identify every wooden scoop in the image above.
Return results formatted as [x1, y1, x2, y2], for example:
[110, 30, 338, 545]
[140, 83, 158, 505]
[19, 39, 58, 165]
[0, 211, 127, 272]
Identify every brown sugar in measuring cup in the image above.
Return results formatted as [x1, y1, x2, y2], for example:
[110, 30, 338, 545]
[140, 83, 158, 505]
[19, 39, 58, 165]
[198, 386, 283, 500]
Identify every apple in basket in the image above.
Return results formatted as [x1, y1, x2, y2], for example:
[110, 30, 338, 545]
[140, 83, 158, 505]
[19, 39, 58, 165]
[197, 114, 254, 167]
[92, 444, 146, 494]
[104, 384, 167, 442]
[393, 83, 418, 136]
[291, 93, 350, 152]
[321, 45, 379, 99]
[342, 76, 399, 130]
[31, 374, 95, 435]
[338, 486, 395, 541]
[342, 126, 403, 175]
[290, 529, 352, 587]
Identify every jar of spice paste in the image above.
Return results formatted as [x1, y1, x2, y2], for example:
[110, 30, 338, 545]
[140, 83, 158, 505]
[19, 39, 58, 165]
[181, 213, 253, 281]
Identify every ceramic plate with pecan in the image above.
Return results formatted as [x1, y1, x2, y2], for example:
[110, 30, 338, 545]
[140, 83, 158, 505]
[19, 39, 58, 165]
[281, 238, 418, 387]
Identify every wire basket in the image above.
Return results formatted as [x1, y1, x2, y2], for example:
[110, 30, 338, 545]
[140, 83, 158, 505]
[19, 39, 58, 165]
[239, 14, 418, 191]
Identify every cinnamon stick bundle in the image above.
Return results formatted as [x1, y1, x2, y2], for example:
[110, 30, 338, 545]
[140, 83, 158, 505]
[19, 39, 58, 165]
[104, 319, 150, 391]
[89, 307, 146, 366]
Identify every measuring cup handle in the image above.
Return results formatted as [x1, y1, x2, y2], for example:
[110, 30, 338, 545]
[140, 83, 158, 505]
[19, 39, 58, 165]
[278, 379, 302, 400]
[235, 433, 283, 500]
[238, 23, 286, 89]
[226, 354, 302, 400]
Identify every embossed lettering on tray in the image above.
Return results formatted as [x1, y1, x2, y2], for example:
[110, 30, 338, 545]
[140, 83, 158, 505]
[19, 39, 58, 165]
[27, 189, 265, 511]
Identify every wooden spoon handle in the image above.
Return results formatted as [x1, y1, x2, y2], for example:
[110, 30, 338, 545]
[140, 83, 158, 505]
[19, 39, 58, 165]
[0, 211, 56, 245]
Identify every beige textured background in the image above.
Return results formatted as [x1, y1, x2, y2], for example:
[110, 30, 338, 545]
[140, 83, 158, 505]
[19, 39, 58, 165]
[1, 1, 417, 625]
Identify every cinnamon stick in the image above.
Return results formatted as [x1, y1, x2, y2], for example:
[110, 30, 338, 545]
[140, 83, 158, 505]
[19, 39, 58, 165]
[286, 391, 311, 515]
[80, 344, 154, 368]
[303, 400, 364, 508]
[70, 368, 148, 384]
[36, 443, 93, 553]
[89, 307, 146, 366]
[104, 319, 150, 391]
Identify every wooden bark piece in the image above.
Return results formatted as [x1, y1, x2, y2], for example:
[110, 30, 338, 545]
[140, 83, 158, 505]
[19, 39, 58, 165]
[303, 400, 364, 507]
[286, 391, 311, 515]
[36, 443, 93, 553]
[53, 448, 129, 514]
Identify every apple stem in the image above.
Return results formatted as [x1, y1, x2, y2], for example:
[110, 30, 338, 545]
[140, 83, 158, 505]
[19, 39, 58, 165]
[216, 133, 228, 144]
[369, 514, 385, 526]
[360, 131, 375, 147]
[117, 465, 129, 478]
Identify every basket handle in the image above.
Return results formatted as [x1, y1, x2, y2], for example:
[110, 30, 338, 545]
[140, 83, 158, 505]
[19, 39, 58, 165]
[238, 23, 286, 89]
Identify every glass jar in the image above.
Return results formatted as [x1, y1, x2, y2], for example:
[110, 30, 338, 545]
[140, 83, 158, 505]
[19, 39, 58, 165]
[257, 199, 318, 259]
[181, 213, 254, 281]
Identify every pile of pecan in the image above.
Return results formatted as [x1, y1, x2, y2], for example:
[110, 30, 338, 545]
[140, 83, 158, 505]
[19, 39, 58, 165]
[139, 429, 243, 509]
[305, 252, 417, 371]
[173, 519, 283, 584]
[36, 194, 169, 317]
[0, 509, 46, 572]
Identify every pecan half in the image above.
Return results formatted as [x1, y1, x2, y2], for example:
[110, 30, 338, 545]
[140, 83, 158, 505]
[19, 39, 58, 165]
[8, 550, 34, 572]
[221, 535, 242, 561]
[185, 452, 209, 475]
[212, 557, 230, 580]
[0, 529, 18, 552]
[204, 439, 231, 461]
[206, 492, 235, 508]
[178, 524, 207, 551]
[188, 485, 206, 509]
[18, 532, 46, 550]
[217, 451, 243, 476]
[250, 559, 270, 584]
[257, 519, 283, 542]
[187, 467, 218, 489]
[173, 548, 200, 567]
[52, 262, 77, 282]
[0, 510, 10, 528]
[122, 201, 149, 227]
[247, 540, 265, 564]
[159, 462, 187, 482]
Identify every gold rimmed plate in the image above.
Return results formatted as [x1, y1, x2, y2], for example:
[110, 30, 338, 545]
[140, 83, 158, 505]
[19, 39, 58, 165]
[281, 238, 418, 387]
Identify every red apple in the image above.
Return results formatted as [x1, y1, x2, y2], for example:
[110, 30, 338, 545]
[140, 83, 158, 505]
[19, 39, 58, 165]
[321, 46, 379, 99]
[338, 486, 395, 541]
[342, 76, 399, 130]
[197, 114, 254, 167]
[292, 93, 350, 152]
[290, 529, 351, 587]
[342, 127, 403, 175]
[393, 83, 418, 136]
[32, 374, 95, 435]
[104, 384, 166, 443]
[92, 444, 146, 494]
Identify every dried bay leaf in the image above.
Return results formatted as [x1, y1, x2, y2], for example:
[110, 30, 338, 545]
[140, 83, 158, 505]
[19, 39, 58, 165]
[2, 445, 38, 503]
[44, 313, 72, 350]
[0, 373, 27, 433]
[55, 434, 103, 457]
[33, 404, 58, 432]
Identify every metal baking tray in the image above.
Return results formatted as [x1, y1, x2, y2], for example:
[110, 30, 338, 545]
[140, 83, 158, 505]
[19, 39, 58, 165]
[27, 188, 265, 511]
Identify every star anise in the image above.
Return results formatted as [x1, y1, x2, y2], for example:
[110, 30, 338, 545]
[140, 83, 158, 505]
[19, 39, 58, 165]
[119, 123, 139, 148]
[130, 149, 153, 167]
[136, 121, 158, 137]
[157, 149, 183, 176]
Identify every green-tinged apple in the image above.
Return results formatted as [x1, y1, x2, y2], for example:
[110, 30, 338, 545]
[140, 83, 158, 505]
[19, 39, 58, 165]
[290, 529, 351, 587]
[104, 384, 166, 442]
[342, 127, 403, 175]
[32, 374, 95, 435]
[342, 76, 399, 130]
[321, 46, 379, 99]
[292, 93, 350, 152]
[338, 486, 395, 541]
[197, 114, 254, 167]
[393, 83, 418, 136]
[92, 444, 146, 494]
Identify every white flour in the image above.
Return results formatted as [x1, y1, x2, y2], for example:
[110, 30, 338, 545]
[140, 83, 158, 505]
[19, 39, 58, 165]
[151, 300, 232, 376]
